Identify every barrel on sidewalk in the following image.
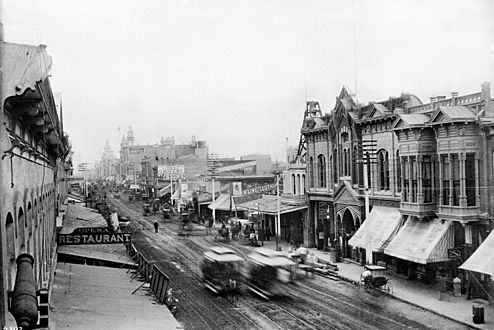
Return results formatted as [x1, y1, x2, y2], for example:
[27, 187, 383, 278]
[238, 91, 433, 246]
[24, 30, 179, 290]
[472, 302, 484, 324]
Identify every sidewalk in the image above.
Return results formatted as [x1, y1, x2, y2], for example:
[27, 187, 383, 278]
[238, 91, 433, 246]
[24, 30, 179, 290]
[50, 202, 182, 330]
[259, 239, 493, 330]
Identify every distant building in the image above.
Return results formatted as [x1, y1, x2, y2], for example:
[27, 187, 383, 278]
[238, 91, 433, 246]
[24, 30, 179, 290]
[118, 128, 208, 180]
[99, 140, 118, 179]
[240, 154, 272, 174]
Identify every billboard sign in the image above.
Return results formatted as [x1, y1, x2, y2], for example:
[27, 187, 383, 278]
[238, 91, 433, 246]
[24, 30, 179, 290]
[157, 165, 185, 179]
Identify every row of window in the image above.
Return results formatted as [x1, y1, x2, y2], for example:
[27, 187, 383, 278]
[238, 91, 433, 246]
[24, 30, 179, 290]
[308, 149, 479, 207]
[308, 148, 396, 192]
[5, 188, 57, 291]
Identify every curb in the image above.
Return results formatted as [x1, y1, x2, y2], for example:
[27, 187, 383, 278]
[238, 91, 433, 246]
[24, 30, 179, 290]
[329, 271, 481, 330]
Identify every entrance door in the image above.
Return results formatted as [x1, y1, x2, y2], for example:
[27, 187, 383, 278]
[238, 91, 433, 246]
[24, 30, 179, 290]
[342, 209, 355, 258]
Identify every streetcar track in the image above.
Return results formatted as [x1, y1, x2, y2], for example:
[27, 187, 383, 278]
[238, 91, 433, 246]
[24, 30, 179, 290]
[107, 195, 469, 330]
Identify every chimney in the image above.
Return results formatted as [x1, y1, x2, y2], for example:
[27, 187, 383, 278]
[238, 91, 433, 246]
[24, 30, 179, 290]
[430, 96, 436, 103]
[481, 82, 493, 117]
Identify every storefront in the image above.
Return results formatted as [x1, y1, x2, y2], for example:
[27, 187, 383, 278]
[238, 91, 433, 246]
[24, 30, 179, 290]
[384, 217, 454, 284]
[348, 206, 403, 265]
[460, 231, 494, 300]
[236, 195, 307, 246]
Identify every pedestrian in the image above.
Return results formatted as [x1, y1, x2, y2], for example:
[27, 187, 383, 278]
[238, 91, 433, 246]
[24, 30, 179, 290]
[154, 221, 159, 233]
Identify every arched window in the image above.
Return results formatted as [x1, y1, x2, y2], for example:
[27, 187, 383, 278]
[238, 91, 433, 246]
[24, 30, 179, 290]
[378, 150, 390, 190]
[329, 155, 333, 187]
[296, 174, 301, 195]
[309, 157, 314, 188]
[6, 213, 15, 290]
[352, 146, 358, 183]
[18, 207, 26, 253]
[292, 174, 296, 194]
[301, 174, 306, 194]
[366, 152, 372, 188]
[343, 150, 348, 176]
[341, 132, 349, 143]
[333, 149, 338, 183]
[317, 154, 326, 188]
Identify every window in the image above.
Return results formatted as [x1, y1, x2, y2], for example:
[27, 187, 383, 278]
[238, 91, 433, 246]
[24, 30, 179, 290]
[442, 155, 450, 205]
[422, 156, 432, 203]
[317, 154, 326, 188]
[309, 157, 314, 188]
[352, 146, 358, 184]
[465, 153, 476, 206]
[396, 151, 401, 192]
[329, 155, 333, 187]
[343, 150, 348, 176]
[403, 157, 409, 201]
[333, 149, 338, 183]
[411, 156, 417, 202]
[451, 154, 460, 206]
[377, 150, 390, 190]
[292, 174, 296, 194]
[341, 132, 349, 143]
[366, 152, 372, 188]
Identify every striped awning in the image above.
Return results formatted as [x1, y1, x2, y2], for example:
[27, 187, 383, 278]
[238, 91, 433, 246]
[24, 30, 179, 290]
[348, 206, 403, 252]
[384, 218, 454, 264]
[460, 231, 494, 276]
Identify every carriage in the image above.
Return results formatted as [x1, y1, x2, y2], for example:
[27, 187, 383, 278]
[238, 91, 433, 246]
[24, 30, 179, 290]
[213, 226, 230, 242]
[200, 247, 244, 296]
[360, 265, 393, 293]
[142, 203, 151, 216]
[243, 248, 296, 300]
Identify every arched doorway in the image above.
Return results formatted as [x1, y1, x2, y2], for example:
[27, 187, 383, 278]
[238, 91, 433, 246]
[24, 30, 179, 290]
[342, 209, 355, 258]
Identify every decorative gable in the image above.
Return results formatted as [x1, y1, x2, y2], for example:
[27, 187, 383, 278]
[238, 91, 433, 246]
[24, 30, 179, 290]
[334, 181, 360, 205]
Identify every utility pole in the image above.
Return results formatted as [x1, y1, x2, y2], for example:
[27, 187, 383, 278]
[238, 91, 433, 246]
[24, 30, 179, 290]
[207, 154, 218, 226]
[276, 171, 281, 251]
[354, 139, 377, 264]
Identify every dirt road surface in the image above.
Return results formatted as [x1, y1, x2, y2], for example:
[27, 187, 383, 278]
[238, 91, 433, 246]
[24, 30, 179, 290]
[109, 194, 471, 330]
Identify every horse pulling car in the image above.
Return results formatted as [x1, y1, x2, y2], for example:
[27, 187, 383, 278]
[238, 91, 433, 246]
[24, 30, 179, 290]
[201, 247, 244, 297]
[243, 248, 296, 300]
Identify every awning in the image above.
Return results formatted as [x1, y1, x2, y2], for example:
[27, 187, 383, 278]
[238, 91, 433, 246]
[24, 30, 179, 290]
[236, 195, 307, 215]
[460, 231, 494, 276]
[384, 218, 453, 264]
[158, 185, 171, 197]
[348, 206, 403, 252]
[208, 194, 233, 211]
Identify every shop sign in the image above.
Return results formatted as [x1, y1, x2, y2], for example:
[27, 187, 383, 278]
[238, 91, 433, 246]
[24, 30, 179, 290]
[58, 227, 131, 245]
[448, 248, 462, 259]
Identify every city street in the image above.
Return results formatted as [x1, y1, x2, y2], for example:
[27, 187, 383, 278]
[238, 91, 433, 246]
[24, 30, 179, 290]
[109, 193, 471, 330]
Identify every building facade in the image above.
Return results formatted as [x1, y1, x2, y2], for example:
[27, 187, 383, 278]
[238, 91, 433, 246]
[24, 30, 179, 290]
[303, 83, 494, 295]
[1, 43, 71, 326]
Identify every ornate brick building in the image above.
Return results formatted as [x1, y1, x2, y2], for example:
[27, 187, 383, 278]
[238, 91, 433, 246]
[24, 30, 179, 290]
[303, 83, 494, 295]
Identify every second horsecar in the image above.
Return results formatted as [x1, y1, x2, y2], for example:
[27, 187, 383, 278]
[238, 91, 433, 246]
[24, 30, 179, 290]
[200, 246, 244, 294]
[243, 248, 296, 300]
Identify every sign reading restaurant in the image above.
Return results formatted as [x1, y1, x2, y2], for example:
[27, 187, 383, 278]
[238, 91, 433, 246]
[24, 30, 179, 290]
[58, 227, 131, 245]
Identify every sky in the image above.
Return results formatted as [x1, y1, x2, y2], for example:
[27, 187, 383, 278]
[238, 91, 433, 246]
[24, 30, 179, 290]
[3, 0, 494, 166]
